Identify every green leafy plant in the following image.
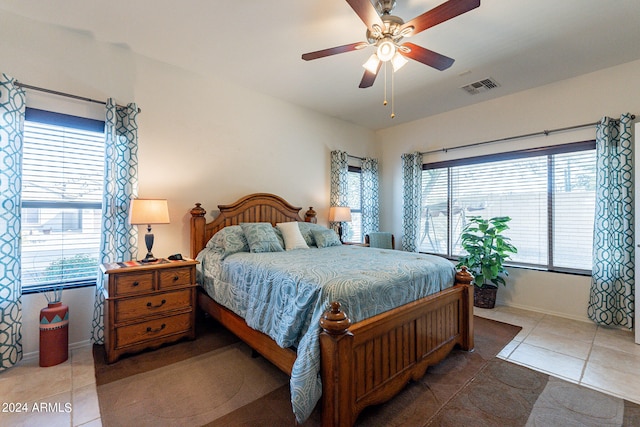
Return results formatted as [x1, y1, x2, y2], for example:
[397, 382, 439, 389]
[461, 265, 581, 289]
[43, 254, 98, 282]
[456, 216, 517, 288]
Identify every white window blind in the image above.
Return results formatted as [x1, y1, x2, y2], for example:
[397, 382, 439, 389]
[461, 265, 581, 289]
[419, 142, 595, 273]
[347, 168, 362, 243]
[21, 109, 105, 291]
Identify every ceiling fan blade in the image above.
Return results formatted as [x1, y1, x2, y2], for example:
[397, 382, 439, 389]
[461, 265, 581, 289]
[400, 42, 455, 70]
[302, 42, 368, 61]
[359, 62, 382, 88]
[401, 0, 480, 36]
[346, 0, 384, 34]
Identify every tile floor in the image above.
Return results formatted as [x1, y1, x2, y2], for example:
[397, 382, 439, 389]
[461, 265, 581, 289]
[476, 305, 640, 405]
[2, 305, 640, 426]
[0, 346, 101, 427]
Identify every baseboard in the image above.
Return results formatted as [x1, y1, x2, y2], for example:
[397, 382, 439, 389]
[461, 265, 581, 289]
[22, 339, 93, 362]
[498, 302, 591, 324]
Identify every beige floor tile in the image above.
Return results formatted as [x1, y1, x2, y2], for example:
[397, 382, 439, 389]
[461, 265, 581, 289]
[480, 306, 543, 342]
[523, 327, 592, 360]
[587, 344, 640, 376]
[72, 383, 101, 426]
[473, 306, 500, 319]
[582, 361, 640, 405]
[0, 358, 72, 403]
[72, 363, 96, 390]
[533, 315, 598, 343]
[71, 346, 95, 365]
[495, 305, 546, 322]
[72, 352, 97, 390]
[508, 342, 585, 382]
[593, 326, 640, 356]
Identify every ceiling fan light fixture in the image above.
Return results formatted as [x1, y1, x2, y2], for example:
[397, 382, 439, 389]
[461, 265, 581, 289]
[391, 52, 408, 72]
[376, 39, 396, 62]
[363, 54, 381, 74]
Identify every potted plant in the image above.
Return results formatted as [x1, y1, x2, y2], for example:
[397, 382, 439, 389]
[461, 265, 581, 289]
[456, 216, 517, 308]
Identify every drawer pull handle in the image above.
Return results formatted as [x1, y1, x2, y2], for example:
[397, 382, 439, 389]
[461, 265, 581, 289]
[132, 281, 139, 287]
[147, 299, 167, 309]
[173, 275, 179, 281]
[146, 324, 166, 334]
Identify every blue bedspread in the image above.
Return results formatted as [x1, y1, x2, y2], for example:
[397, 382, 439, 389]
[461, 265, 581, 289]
[196, 245, 455, 423]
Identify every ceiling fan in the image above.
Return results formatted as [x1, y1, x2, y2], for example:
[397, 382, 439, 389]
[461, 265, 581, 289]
[302, 0, 480, 88]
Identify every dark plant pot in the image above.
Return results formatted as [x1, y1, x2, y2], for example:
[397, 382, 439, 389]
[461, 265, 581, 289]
[474, 285, 498, 309]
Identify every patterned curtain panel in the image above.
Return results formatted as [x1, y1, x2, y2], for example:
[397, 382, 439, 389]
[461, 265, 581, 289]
[361, 157, 380, 236]
[401, 152, 423, 252]
[588, 113, 634, 329]
[0, 73, 25, 371]
[330, 150, 349, 240]
[91, 99, 140, 343]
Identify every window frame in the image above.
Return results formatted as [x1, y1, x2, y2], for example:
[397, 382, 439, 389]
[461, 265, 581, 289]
[421, 140, 596, 276]
[21, 108, 105, 295]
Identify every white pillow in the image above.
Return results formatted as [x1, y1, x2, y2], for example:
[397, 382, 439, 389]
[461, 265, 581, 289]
[276, 222, 309, 250]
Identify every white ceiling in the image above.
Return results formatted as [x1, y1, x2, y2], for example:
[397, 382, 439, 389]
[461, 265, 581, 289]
[2, 0, 640, 130]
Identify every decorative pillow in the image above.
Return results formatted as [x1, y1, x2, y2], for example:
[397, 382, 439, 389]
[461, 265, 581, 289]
[273, 227, 285, 249]
[205, 225, 249, 257]
[276, 222, 309, 250]
[240, 223, 284, 253]
[312, 228, 342, 248]
[298, 222, 331, 247]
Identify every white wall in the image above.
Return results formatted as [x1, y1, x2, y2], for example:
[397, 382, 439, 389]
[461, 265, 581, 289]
[1, 11, 376, 355]
[376, 59, 640, 322]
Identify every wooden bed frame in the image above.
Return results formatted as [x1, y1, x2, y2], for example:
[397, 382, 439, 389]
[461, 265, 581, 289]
[190, 193, 474, 427]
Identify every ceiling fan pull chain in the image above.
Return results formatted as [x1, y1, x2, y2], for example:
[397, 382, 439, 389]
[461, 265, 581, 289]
[391, 69, 395, 119]
[383, 61, 388, 106]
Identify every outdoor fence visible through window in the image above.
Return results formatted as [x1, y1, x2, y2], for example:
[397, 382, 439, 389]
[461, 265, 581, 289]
[419, 141, 596, 274]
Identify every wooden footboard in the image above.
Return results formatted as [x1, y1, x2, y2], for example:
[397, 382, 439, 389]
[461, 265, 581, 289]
[319, 271, 474, 427]
[197, 269, 473, 427]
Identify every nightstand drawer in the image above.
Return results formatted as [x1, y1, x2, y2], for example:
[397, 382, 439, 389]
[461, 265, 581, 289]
[116, 313, 192, 348]
[114, 272, 154, 296]
[158, 266, 193, 289]
[114, 289, 192, 322]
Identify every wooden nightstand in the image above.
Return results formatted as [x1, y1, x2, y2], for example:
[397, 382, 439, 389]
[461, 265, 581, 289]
[100, 258, 198, 363]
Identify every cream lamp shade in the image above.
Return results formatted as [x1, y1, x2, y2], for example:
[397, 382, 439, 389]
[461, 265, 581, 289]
[328, 206, 352, 223]
[129, 199, 170, 263]
[129, 199, 170, 225]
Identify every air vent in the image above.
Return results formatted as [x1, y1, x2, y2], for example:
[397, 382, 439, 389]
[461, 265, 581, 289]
[460, 77, 500, 95]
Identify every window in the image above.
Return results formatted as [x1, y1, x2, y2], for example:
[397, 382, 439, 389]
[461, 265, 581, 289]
[21, 108, 105, 292]
[346, 166, 362, 243]
[419, 141, 596, 274]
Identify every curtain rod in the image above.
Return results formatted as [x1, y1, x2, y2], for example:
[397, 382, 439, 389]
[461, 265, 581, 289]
[348, 154, 365, 161]
[420, 115, 636, 156]
[14, 81, 142, 113]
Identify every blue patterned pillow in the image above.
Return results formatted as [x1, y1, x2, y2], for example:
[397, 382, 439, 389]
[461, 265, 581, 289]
[273, 227, 285, 248]
[205, 226, 249, 257]
[240, 223, 284, 253]
[298, 222, 332, 247]
[311, 228, 342, 248]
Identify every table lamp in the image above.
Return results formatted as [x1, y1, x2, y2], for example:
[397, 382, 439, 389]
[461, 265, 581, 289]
[328, 206, 352, 243]
[129, 199, 170, 262]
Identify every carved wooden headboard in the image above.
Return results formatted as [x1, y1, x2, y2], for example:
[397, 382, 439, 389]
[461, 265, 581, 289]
[190, 193, 309, 258]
